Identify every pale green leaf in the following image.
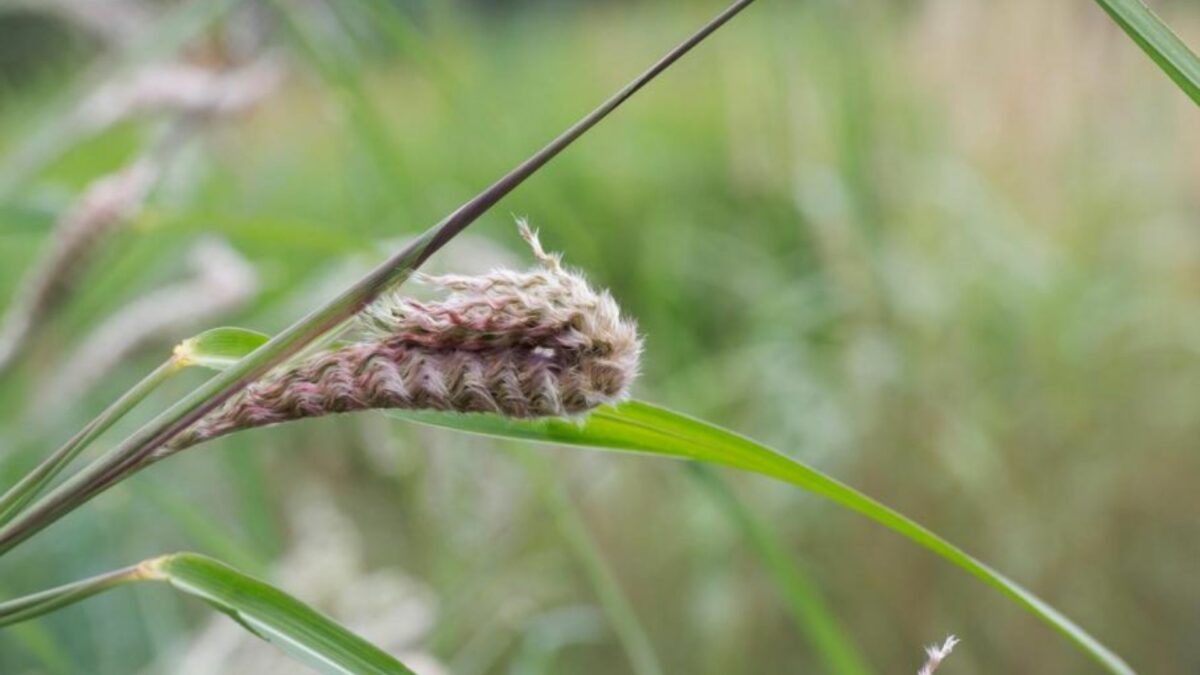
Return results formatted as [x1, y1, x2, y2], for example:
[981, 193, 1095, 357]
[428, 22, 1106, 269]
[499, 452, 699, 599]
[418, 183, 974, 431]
[687, 465, 870, 675]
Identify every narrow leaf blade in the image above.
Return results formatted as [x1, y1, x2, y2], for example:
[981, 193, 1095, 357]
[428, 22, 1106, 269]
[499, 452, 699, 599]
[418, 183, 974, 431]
[392, 401, 1133, 675]
[686, 465, 871, 675]
[1094, 0, 1200, 104]
[153, 553, 414, 675]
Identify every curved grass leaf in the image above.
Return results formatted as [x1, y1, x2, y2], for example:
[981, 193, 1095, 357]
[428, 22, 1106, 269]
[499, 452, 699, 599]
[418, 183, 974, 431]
[152, 554, 414, 675]
[1094, 0, 1200, 105]
[0, 553, 414, 675]
[392, 401, 1134, 675]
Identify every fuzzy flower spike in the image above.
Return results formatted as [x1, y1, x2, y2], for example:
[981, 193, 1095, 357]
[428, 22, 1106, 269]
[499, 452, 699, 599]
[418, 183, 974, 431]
[164, 222, 641, 454]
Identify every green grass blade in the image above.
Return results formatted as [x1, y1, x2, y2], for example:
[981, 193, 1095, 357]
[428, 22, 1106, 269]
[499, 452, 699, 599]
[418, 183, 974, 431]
[1094, 0, 1200, 105]
[134, 482, 268, 576]
[392, 401, 1134, 675]
[151, 553, 414, 675]
[511, 447, 664, 675]
[0, 619, 75, 675]
[686, 465, 872, 675]
[0, 554, 414, 675]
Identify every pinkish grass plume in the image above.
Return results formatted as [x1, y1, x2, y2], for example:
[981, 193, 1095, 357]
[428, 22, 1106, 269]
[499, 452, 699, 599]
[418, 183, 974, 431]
[161, 222, 641, 455]
[918, 635, 959, 675]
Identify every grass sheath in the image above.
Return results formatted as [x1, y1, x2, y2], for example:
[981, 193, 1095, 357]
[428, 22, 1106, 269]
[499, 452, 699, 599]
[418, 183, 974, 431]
[0, 1, 1183, 671]
[0, 0, 758, 558]
[0, 564, 148, 628]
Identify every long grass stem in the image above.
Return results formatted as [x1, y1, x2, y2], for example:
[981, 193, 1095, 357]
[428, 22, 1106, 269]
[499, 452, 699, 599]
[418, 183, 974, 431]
[0, 563, 147, 628]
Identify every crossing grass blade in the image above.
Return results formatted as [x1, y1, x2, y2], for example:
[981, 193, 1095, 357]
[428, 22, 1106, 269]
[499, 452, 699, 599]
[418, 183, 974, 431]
[686, 465, 872, 675]
[0, 327, 269, 527]
[510, 446, 664, 675]
[1094, 0, 1200, 105]
[391, 401, 1134, 675]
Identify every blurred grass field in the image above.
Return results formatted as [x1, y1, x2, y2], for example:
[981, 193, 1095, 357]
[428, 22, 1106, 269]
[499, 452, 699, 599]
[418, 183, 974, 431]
[1, 0, 1199, 673]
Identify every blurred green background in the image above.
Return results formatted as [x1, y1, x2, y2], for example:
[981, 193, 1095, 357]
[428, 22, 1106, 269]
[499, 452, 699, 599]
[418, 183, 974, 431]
[1, 0, 1199, 673]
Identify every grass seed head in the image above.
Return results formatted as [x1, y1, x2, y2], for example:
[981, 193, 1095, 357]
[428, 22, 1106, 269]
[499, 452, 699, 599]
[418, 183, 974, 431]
[917, 635, 959, 675]
[80, 58, 283, 130]
[165, 223, 642, 452]
[0, 159, 161, 372]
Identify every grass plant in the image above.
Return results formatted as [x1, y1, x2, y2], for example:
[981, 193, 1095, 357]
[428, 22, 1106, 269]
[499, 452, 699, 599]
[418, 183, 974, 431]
[0, 0, 1197, 672]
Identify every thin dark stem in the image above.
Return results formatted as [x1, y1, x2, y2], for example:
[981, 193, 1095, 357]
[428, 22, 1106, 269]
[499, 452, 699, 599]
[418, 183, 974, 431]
[0, 0, 759, 557]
